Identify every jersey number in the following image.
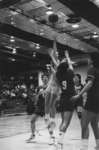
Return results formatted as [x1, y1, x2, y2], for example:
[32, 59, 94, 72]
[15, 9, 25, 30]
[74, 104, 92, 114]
[62, 81, 67, 90]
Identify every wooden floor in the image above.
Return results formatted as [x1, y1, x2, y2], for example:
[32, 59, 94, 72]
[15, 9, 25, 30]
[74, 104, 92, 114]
[0, 113, 96, 150]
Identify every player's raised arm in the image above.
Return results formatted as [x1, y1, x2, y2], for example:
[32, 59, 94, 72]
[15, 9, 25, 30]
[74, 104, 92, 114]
[65, 50, 73, 70]
[48, 37, 59, 67]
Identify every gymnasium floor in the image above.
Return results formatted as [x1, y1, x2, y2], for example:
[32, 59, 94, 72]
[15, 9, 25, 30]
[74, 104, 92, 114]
[0, 112, 96, 150]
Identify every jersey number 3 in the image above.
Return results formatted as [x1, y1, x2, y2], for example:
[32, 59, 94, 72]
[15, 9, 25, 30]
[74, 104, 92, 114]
[62, 81, 67, 90]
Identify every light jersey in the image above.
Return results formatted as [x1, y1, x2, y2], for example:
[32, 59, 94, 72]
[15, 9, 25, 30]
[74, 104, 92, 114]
[46, 72, 60, 94]
[74, 84, 84, 106]
[75, 84, 83, 95]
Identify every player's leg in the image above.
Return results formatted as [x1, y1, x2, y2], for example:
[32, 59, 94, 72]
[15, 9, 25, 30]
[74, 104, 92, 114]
[76, 105, 83, 120]
[50, 93, 57, 118]
[80, 110, 92, 150]
[90, 113, 99, 150]
[47, 93, 57, 144]
[58, 111, 73, 145]
[27, 114, 38, 142]
[44, 91, 51, 124]
[56, 96, 74, 145]
[27, 94, 45, 142]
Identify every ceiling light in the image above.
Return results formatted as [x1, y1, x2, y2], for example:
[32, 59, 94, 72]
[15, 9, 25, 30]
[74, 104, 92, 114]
[46, 4, 52, 10]
[10, 10, 19, 15]
[10, 58, 16, 62]
[40, 29, 44, 35]
[40, 32, 44, 35]
[47, 6, 52, 10]
[35, 44, 40, 49]
[12, 48, 16, 54]
[11, 36, 14, 38]
[29, 76, 33, 80]
[29, 42, 35, 48]
[92, 32, 99, 38]
[83, 35, 90, 40]
[11, 21, 15, 25]
[72, 24, 79, 28]
[29, 19, 35, 23]
[92, 34, 99, 38]
[10, 17, 16, 25]
[10, 76, 14, 80]
[12, 58, 15, 62]
[46, 11, 53, 15]
[33, 52, 36, 57]
[36, 0, 46, 5]
[10, 36, 15, 42]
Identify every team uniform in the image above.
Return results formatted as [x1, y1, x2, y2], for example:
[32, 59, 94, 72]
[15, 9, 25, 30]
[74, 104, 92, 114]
[35, 92, 45, 117]
[84, 66, 99, 113]
[56, 62, 75, 112]
[44, 72, 60, 144]
[54, 62, 76, 148]
[75, 84, 84, 118]
[45, 72, 59, 100]
[45, 72, 60, 113]
[75, 84, 83, 106]
[77, 62, 99, 150]
[34, 85, 47, 117]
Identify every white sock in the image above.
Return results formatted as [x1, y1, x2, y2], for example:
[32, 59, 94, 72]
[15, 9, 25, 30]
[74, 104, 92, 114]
[45, 114, 50, 120]
[81, 139, 88, 150]
[96, 139, 99, 149]
[58, 131, 65, 144]
[48, 119, 56, 138]
[45, 114, 50, 125]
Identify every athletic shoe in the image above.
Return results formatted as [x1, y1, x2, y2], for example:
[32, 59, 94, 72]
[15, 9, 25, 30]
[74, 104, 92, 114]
[57, 132, 64, 145]
[56, 142, 63, 150]
[26, 134, 36, 142]
[49, 136, 56, 145]
[45, 117, 50, 126]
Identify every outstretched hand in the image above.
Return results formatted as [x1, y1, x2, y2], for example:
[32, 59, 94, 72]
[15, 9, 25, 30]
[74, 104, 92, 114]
[48, 48, 54, 56]
[71, 94, 80, 102]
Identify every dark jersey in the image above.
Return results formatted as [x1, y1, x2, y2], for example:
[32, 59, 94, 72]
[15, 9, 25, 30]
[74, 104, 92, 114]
[75, 84, 83, 106]
[56, 63, 75, 98]
[85, 66, 99, 113]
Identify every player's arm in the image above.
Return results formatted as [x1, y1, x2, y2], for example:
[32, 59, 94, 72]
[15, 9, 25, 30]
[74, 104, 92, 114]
[77, 80, 93, 97]
[48, 38, 59, 67]
[50, 65, 56, 73]
[65, 50, 73, 70]
[72, 67, 95, 100]
[46, 77, 52, 91]
[71, 80, 93, 102]
[78, 67, 95, 97]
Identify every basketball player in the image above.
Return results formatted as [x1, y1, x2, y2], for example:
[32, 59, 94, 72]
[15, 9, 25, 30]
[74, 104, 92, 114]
[44, 38, 60, 144]
[27, 74, 48, 142]
[71, 52, 99, 150]
[55, 50, 75, 146]
[74, 73, 84, 119]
